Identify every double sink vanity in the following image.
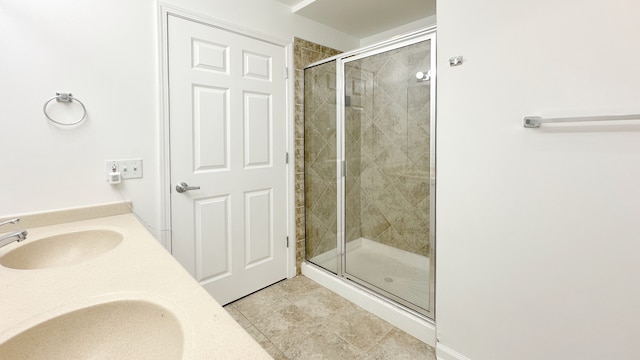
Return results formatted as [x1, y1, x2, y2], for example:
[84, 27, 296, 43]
[0, 203, 272, 359]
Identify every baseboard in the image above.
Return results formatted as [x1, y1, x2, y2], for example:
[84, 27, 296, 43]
[437, 344, 472, 360]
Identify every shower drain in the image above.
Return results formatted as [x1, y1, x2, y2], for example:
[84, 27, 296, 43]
[384, 277, 393, 282]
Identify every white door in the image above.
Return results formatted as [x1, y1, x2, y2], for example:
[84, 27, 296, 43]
[168, 15, 288, 305]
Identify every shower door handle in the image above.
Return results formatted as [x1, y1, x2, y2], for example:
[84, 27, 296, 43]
[176, 182, 200, 193]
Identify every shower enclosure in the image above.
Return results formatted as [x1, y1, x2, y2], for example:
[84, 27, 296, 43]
[304, 29, 436, 318]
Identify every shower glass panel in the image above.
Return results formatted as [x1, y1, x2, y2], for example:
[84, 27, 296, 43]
[304, 30, 435, 319]
[342, 40, 433, 315]
[304, 60, 338, 274]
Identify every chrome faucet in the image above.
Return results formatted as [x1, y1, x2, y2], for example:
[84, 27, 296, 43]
[0, 218, 28, 248]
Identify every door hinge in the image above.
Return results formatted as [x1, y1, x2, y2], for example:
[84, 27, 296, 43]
[342, 160, 347, 177]
[284, 66, 289, 79]
[285, 152, 289, 164]
[286, 236, 289, 248]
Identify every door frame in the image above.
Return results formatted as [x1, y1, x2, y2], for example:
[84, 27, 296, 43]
[157, 2, 297, 278]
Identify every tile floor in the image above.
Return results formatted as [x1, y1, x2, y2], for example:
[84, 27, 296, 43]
[224, 275, 436, 359]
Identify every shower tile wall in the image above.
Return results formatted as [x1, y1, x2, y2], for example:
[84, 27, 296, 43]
[304, 60, 339, 265]
[294, 38, 341, 274]
[344, 68, 365, 246]
[350, 42, 431, 256]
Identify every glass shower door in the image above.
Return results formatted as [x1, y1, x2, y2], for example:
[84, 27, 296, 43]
[304, 60, 339, 274]
[342, 39, 434, 316]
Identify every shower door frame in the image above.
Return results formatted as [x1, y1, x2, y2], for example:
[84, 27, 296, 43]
[305, 27, 437, 320]
[338, 29, 436, 319]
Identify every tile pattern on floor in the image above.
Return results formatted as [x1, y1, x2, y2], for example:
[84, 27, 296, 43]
[224, 275, 436, 359]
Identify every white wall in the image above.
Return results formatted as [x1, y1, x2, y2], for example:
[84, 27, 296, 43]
[0, 0, 358, 239]
[436, 1, 640, 359]
[0, 0, 160, 232]
[360, 15, 436, 47]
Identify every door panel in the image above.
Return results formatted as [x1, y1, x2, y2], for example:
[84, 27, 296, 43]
[244, 92, 272, 167]
[193, 85, 229, 171]
[244, 189, 273, 267]
[195, 195, 230, 282]
[168, 15, 287, 305]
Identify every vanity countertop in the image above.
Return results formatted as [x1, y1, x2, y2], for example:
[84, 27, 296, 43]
[0, 212, 272, 359]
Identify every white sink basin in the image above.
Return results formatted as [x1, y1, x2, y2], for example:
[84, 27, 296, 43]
[0, 300, 184, 360]
[0, 229, 123, 269]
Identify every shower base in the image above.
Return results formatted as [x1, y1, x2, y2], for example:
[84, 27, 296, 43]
[303, 238, 435, 345]
[309, 238, 429, 310]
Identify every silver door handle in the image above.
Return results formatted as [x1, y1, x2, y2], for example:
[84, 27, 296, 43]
[176, 182, 200, 193]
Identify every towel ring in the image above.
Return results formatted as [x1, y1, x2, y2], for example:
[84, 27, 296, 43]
[43, 92, 87, 126]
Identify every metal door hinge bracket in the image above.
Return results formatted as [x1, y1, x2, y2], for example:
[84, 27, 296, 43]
[285, 67, 289, 79]
[286, 236, 289, 248]
[286, 152, 290, 164]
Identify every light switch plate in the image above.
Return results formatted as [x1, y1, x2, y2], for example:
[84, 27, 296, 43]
[105, 159, 143, 180]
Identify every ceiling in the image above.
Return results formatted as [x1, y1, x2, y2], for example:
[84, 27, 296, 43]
[276, 0, 436, 39]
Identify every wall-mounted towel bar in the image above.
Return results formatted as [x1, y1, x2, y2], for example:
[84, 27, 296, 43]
[523, 114, 640, 128]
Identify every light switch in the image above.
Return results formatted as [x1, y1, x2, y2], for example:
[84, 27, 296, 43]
[105, 159, 143, 181]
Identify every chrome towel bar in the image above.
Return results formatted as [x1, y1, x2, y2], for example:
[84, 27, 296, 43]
[524, 113, 640, 128]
